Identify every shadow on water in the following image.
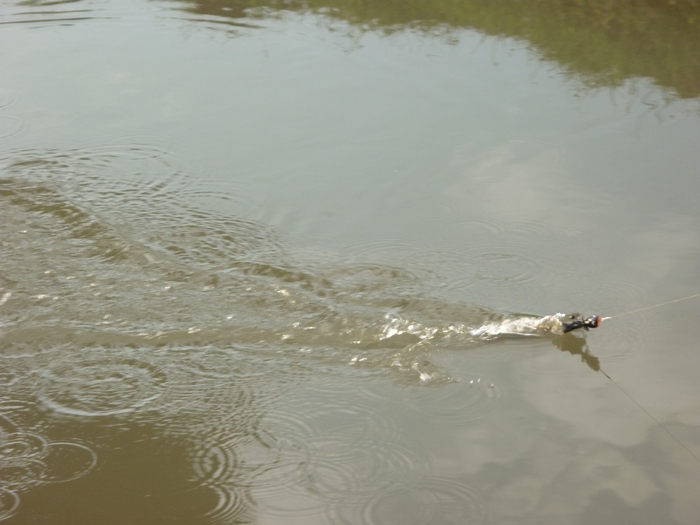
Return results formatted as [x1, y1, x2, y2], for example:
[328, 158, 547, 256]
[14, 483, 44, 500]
[163, 0, 700, 99]
[552, 333, 602, 373]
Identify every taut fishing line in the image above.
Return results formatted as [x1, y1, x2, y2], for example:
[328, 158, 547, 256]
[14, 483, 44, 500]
[597, 366, 700, 463]
[596, 292, 700, 463]
[600, 292, 700, 321]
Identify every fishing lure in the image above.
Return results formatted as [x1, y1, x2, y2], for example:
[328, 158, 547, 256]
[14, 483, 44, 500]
[469, 312, 600, 339]
[559, 313, 601, 333]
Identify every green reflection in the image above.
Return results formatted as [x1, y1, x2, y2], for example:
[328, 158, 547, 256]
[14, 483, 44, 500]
[169, 0, 700, 98]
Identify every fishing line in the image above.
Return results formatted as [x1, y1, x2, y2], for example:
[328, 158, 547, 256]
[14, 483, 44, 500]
[600, 292, 700, 321]
[595, 291, 700, 463]
[598, 367, 700, 463]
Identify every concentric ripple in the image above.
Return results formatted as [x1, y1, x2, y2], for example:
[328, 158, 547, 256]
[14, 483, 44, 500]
[1, 142, 276, 276]
[297, 439, 424, 503]
[0, 432, 48, 461]
[402, 248, 476, 293]
[0, 413, 99, 502]
[471, 252, 538, 284]
[108, 430, 255, 524]
[253, 438, 425, 518]
[0, 401, 45, 431]
[36, 348, 168, 417]
[187, 437, 240, 489]
[128, 477, 255, 525]
[140, 485, 253, 524]
[0, 458, 46, 491]
[39, 442, 98, 483]
[0, 440, 98, 493]
[252, 382, 426, 515]
[0, 488, 20, 521]
[328, 475, 487, 525]
[343, 238, 424, 263]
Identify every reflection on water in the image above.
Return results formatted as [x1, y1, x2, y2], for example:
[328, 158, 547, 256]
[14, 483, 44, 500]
[2, 0, 700, 522]
[166, 0, 700, 99]
[552, 334, 601, 372]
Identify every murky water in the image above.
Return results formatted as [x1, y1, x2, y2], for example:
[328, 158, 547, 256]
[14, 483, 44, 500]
[2, 1, 700, 523]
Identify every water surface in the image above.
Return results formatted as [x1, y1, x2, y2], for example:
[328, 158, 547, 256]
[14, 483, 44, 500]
[1, 0, 700, 523]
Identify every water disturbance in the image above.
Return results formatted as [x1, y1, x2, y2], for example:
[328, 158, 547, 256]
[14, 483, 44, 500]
[2, 0, 700, 523]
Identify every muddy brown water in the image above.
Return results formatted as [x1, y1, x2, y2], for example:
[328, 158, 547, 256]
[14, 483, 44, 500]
[1, 1, 700, 523]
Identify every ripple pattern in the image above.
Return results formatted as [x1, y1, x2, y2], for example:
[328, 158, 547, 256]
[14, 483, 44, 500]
[328, 475, 487, 525]
[36, 347, 168, 417]
[253, 382, 426, 517]
[39, 442, 98, 483]
[1, 141, 271, 269]
[0, 135, 626, 524]
[0, 488, 20, 521]
[0, 432, 48, 462]
[0, 409, 99, 520]
[472, 252, 537, 284]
